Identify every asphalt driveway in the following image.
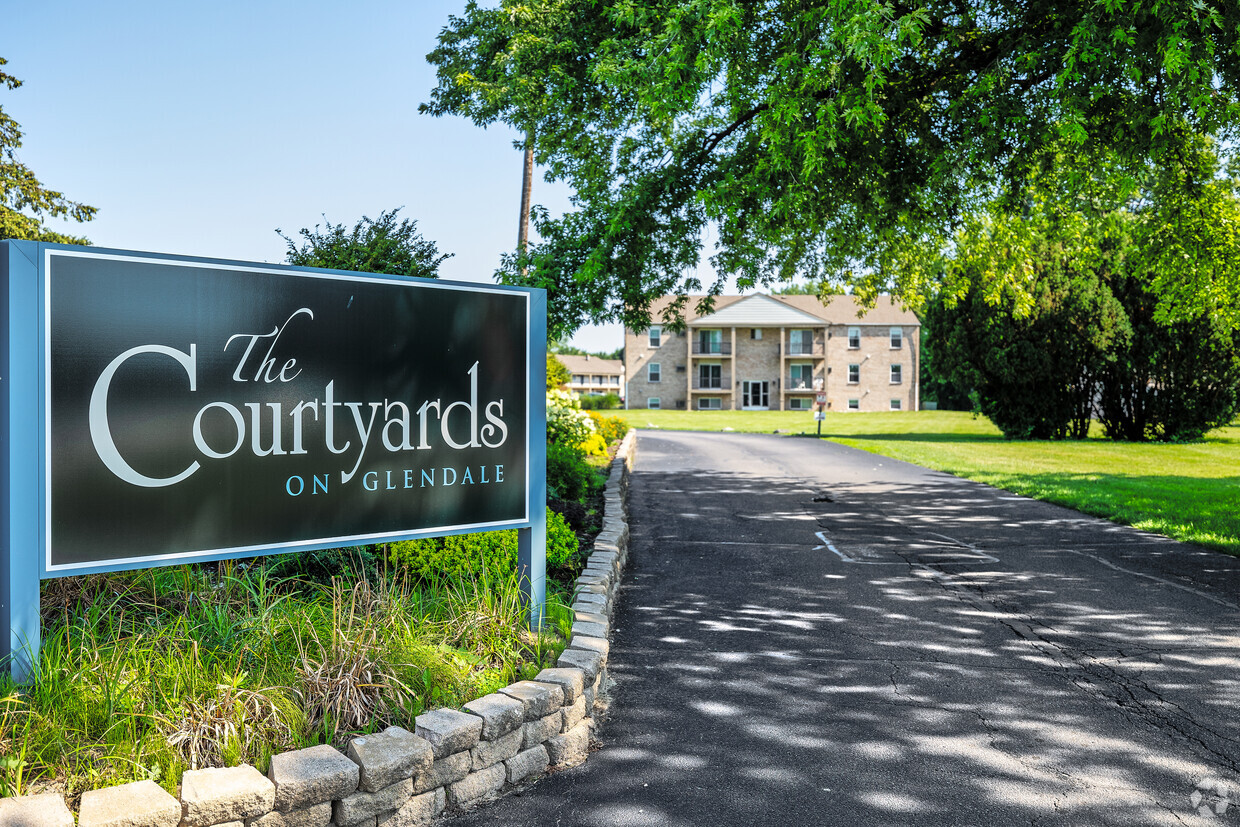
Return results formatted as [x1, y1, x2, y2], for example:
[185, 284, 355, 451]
[450, 431, 1240, 826]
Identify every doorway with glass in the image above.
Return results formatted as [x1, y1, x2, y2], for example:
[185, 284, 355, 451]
[742, 380, 770, 410]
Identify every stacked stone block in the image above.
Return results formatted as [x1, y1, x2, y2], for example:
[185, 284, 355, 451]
[79, 780, 181, 827]
[2, 431, 636, 826]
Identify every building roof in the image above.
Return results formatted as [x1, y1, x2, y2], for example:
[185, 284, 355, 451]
[636, 293, 918, 329]
[558, 354, 624, 375]
[687, 294, 826, 327]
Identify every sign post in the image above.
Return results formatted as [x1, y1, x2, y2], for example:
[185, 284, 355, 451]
[519, 292, 548, 629]
[1, 241, 546, 681]
[815, 391, 827, 436]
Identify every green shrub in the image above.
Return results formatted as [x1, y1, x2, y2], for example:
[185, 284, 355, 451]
[579, 393, 621, 410]
[546, 508, 578, 571]
[547, 441, 599, 502]
[549, 497, 590, 535]
[389, 531, 517, 583]
[263, 546, 379, 585]
[389, 508, 580, 581]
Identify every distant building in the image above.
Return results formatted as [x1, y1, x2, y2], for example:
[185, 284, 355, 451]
[558, 353, 625, 399]
[624, 294, 920, 412]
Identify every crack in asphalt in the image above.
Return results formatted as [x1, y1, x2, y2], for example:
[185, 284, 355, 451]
[918, 563, 1240, 779]
[803, 488, 1240, 784]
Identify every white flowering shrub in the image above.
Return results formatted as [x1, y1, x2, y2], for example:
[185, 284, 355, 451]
[546, 388, 596, 448]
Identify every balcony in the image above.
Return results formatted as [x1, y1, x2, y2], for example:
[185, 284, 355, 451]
[786, 377, 819, 392]
[692, 374, 732, 390]
[785, 341, 825, 356]
[691, 341, 732, 355]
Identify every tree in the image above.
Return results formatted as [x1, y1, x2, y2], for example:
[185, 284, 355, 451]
[552, 344, 623, 360]
[424, 1, 1240, 336]
[928, 253, 1127, 440]
[1097, 274, 1240, 442]
[279, 209, 450, 278]
[1129, 136, 1240, 332]
[1, 58, 96, 243]
[1090, 136, 1240, 441]
[772, 281, 837, 297]
[929, 137, 1240, 441]
[546, 353, 570, 390]
[917, 311, 974, 412]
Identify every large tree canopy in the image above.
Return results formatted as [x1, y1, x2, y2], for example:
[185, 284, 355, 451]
[424, 0, 1240, 335]
[927, 138, 1240, 442]
[1, 57, 96, 244]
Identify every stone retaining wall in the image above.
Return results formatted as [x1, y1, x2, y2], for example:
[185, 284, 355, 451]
[0, 431, 637, 827]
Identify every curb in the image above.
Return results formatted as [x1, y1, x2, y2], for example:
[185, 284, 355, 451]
[3, 430, 636, 827]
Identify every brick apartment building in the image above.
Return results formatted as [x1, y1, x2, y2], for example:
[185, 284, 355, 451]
[558, 353, 625, 399]
[624, 294, 920, 412]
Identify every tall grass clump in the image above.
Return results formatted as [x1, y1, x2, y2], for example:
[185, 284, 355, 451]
[0, 554, 567, 806]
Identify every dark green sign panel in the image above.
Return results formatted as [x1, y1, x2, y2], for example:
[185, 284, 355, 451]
[46, 250, 530, 573]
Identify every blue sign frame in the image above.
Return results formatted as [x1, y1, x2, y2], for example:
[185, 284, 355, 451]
[1, 241, 547, 682]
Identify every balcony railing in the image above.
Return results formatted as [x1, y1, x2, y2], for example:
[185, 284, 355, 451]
[691, 341, 732, 355]
[786, 377, 819, 391]
[692, 374, 731, 390]
[785, 341, 826, 356]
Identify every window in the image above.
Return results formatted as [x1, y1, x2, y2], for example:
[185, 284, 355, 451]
[572, 374, 585, 385]
[648, 362, 661, 382]
[848, 399, 860, 411]
[593, 375, 604, 384]
[751, 328, 763, 340]
[698, 397, 722, 410]
[698, 363, 722, 389]
[848, 327, 861, 349]
[697, 329, 722, 354]
[648, 326, 662, 347]
[890, 399, 902, 411]
[610, 375, 620, 386]
[789, 397, 812, 410]
[890, 327, 903, 349]
[848, 364, 860, 384]
[890, 364, 902, 384]
[789, 363, 814, 389]
[789, 329, 813, 355]
[648, 397, 661, 409]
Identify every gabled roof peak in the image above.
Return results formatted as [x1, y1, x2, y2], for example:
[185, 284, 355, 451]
[687, 293, 827, 327]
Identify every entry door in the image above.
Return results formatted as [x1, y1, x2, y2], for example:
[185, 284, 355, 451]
[742, 380, 769, 410]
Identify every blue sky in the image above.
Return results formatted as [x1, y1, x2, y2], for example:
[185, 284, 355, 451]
[5, 0, 628, 352]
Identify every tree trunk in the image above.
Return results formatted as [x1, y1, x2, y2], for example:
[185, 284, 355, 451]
[517, 130, 534, 267]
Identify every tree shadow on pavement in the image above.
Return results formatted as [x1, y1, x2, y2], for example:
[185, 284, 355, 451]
[576, 466, 1240, 827]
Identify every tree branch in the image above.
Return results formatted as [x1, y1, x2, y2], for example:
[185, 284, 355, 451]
[701, 103, 769, 158]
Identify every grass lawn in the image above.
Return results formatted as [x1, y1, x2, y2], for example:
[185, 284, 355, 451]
[616, 409, 1240, 554]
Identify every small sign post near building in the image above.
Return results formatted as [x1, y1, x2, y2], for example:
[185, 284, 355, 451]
[814, 388, 827, 436]
[1, 241, 547, 682]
